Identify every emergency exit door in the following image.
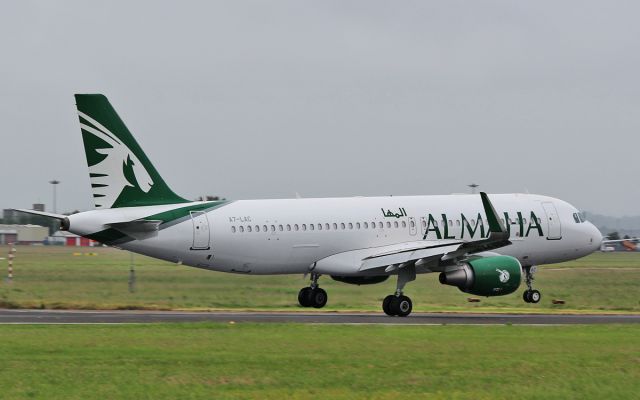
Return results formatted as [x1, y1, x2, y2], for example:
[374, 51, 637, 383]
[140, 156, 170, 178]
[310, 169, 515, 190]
[190, 211, 210, 250]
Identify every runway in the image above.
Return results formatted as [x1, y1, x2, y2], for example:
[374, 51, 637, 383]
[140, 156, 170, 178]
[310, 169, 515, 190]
[0, 309, 639, 325]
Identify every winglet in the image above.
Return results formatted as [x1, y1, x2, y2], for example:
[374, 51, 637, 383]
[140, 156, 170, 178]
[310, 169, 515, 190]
[480, 192, 507, 234]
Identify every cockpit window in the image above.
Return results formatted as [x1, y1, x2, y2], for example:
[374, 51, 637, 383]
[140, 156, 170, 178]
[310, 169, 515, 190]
[573, 213, 586, 223]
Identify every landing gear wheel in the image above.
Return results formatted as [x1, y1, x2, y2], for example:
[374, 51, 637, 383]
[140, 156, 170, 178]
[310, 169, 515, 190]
[529, 289, 541, 304]
[523, 290, 532, 303]
[310, 288, 328, 308]
[396, 295, 413, 317]
[382, 295, 395, 316]
[298, 287, 312, 307]
[388, 295, 412, 317]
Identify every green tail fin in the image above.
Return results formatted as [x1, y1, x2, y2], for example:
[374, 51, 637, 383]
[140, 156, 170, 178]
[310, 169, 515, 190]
[75, 94, 188, 208]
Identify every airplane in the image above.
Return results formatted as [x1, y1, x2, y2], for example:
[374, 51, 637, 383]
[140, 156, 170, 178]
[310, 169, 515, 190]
[15, 94, 604, 317]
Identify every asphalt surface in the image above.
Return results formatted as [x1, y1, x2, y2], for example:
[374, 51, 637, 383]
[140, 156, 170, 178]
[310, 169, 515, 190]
[0, 309, 639, 325]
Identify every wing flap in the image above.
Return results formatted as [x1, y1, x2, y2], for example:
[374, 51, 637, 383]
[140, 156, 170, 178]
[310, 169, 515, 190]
[359, 242, 463, 271]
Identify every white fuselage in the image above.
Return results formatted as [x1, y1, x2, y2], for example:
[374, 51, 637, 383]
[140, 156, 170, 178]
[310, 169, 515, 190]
[67, 193, 602, 276]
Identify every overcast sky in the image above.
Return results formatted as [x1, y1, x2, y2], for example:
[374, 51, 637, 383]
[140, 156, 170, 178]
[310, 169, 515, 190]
[1, 1, 638, 216]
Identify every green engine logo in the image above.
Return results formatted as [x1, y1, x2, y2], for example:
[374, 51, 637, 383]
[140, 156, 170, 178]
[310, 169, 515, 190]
[496, 268, 510, 283]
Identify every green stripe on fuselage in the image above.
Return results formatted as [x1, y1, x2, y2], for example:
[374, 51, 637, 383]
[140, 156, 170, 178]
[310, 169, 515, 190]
[85, 201, 229, 245]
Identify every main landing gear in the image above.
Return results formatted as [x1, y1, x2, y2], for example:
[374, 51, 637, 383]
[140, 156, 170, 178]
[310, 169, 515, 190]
[382, 264, 416, 317]
[298, 272, 327, 308]
[522, 265, 541, 304]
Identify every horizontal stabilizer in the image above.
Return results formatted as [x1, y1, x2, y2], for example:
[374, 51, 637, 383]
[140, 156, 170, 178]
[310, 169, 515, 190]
[13, 209, 68, 221]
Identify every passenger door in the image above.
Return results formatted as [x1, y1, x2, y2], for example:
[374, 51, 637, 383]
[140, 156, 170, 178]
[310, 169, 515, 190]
[541, 202, 562, 240]
[190, 211, 211, 250]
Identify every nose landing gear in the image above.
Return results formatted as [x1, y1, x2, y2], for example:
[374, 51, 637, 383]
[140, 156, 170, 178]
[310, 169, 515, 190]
[522, 265, 541, 304]
[298, 272, 327, 308]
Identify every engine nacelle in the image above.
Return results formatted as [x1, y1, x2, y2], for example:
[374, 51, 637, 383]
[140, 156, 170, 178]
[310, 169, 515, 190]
[439, 255, 522, 296]
[331, 275, 389, 285]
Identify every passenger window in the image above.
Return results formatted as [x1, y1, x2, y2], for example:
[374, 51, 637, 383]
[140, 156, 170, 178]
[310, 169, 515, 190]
[378, 222, 383, 229]
[363, 222, 368, 229]
[239, 226, 244, 233]
[394, 221, 399, 228]
[456, 220, 460, 226]
[341, 223, 346, 230]
[271, 225, 275, 232]
[402, 221, 407, 228]
[448, 220, 453, 226]
[356, 222, 360, 229]
[410, 220, 415, 228]
[318, 224, 322, 230]
[522, 218, 527, 225]
[278, 225, 283, 231]
[348, 223, 353, 229]
[333, 223, 338, 230]
[371, 221, 376, 228]
[471, 219, 475, 225]
[255, 225, 260, 232]
[231, 226, 236, 233]
[421, 220, 426, 228]
[294, 224, 299, 231]
[286, 224, 291, 231]
[247, 226, 252, 232]
[326, 223, 330, 230]
[302, 224, 306, 231]
[310, 224, 314, 231]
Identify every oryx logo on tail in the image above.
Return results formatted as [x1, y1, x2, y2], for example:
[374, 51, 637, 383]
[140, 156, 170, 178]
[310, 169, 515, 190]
[79, 111, 154, 208]
[75, 94, 188, 209]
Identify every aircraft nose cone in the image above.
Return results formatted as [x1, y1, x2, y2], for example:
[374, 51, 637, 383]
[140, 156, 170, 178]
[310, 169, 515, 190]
[587, 222, 603, 252]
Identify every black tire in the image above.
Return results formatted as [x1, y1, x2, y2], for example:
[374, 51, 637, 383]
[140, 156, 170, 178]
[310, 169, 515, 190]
[396, 295, 413, 317]
[298, 287, 312, 307]
[310, 288, 328, 308]
[530, 290, 541, 304]
[523, 290, 532, 303]
[382, 295, 395, 316]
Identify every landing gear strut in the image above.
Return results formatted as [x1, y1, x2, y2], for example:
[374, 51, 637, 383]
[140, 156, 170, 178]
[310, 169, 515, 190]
[522, 265, 541, 304]
[298, 272, 327, 308]
[382, 265, 416, 317]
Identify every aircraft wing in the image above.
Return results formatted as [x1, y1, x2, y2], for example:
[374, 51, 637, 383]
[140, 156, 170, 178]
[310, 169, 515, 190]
[319, 192, 512, 273]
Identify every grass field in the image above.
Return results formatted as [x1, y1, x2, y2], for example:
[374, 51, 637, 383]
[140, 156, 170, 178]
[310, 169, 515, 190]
[1, 245, 639, 313]
[0, 323, 637, 400]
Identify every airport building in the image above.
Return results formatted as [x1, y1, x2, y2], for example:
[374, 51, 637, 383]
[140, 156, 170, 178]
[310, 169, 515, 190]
[0, 224, 49, 245]
[48, 231, 98, 247]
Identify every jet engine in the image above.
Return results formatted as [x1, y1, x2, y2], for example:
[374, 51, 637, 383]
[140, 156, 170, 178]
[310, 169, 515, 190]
[439, 255, 521, 296]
